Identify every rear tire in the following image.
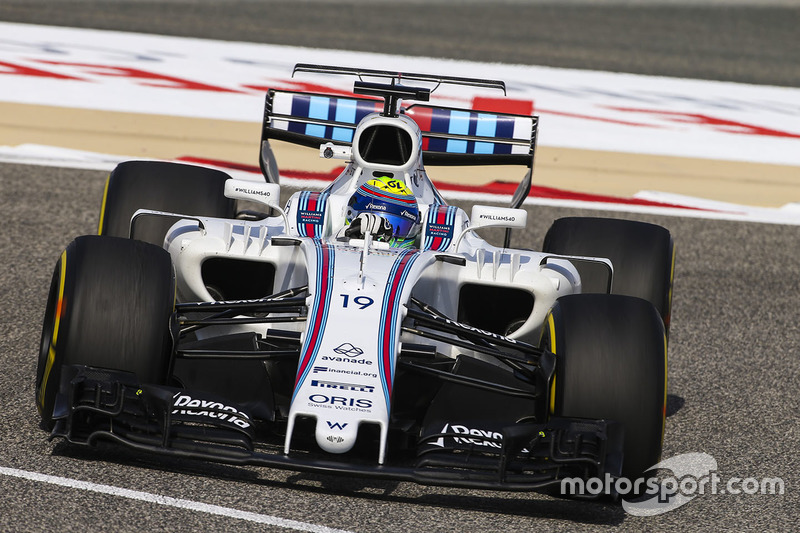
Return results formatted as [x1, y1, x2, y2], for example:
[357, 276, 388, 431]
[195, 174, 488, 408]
[98, 160, 236, 245]
[36, 235, 175, 429]
[541, 294, 667, 479]
[542, 217, 675, 334]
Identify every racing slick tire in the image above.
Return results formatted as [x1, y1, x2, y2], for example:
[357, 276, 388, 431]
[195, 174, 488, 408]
[542, 217, 675, 335]
[541, 293, 667, 481]
[36, 235, 175, 430]
[98, 160, 236, 246]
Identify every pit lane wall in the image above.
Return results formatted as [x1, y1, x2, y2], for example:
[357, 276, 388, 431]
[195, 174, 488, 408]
[1, 22, 799, 213]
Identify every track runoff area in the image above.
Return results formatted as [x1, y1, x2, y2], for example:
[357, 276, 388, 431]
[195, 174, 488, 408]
[1, 22, 800, 224]
[0, 22, 798, 529]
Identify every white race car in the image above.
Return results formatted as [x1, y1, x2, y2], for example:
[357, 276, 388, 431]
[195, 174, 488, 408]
[36, 64, 673, 495]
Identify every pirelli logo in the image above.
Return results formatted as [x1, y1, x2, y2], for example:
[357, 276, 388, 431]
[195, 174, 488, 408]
[310, 380, 375, 393]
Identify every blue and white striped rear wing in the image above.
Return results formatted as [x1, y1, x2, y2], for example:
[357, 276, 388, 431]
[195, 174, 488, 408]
[261, 90, 538, 168]
[404, 104, 537, 167]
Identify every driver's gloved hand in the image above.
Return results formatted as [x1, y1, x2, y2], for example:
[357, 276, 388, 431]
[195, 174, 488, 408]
[345, 213, 394, 242]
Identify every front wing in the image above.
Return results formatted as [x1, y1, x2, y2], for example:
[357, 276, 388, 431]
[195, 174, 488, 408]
[49, 365, 623, 494]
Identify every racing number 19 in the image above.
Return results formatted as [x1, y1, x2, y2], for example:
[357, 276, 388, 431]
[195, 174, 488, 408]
[340, 294, 374, 309]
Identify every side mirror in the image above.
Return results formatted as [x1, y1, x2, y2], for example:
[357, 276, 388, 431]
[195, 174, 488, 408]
[224, 179, 288, 231]
[453, 205, 527, 252]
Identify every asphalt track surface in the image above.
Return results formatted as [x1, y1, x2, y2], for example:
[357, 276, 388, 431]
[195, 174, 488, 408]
[1, 2, 799, 532]
[2, 0, 800, 87]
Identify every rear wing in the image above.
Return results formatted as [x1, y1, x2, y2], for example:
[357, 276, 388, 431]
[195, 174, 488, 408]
[405, 103, 537, 167]
[259, 89, 537, 216]
[261, 89, 537, 164]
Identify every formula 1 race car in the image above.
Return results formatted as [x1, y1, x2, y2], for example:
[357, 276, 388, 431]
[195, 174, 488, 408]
[36, 64, 673, 495]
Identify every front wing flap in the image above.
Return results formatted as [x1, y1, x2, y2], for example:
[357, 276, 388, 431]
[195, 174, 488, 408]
[50, 365, 623, 493]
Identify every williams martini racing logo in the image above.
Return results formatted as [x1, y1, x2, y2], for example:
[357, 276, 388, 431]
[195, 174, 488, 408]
[426, 223, 453, 239]
[298, 210, 323, 224]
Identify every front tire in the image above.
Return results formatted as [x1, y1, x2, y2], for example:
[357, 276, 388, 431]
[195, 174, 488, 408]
[98, 160, 236, 245]
[541, 294, 667, 479]
[36, 235, 175, 429]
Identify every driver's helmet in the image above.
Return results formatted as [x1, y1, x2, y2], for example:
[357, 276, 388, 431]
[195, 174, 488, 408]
[346, 176, 421, 248]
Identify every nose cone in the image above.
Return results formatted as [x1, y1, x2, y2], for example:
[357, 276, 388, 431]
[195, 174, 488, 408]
[316, 419, 359, 454]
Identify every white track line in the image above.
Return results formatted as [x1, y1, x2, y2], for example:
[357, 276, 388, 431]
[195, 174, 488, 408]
[0, 466, 354, 533]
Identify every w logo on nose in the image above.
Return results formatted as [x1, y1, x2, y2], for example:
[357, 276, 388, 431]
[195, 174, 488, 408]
[327, 421, 348, 430]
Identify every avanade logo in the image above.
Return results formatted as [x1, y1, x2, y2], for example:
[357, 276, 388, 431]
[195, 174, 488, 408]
[333, 343, 363, 357]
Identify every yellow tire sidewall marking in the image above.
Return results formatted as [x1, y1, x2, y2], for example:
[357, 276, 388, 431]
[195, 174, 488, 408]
[38, 250, 68, 411]
[661, 331, 668, 457]
[97, 174, 111, 235]
[546, 312, 557, 416]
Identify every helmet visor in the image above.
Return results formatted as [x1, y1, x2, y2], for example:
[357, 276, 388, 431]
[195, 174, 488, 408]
[368, 211, 418, 240]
